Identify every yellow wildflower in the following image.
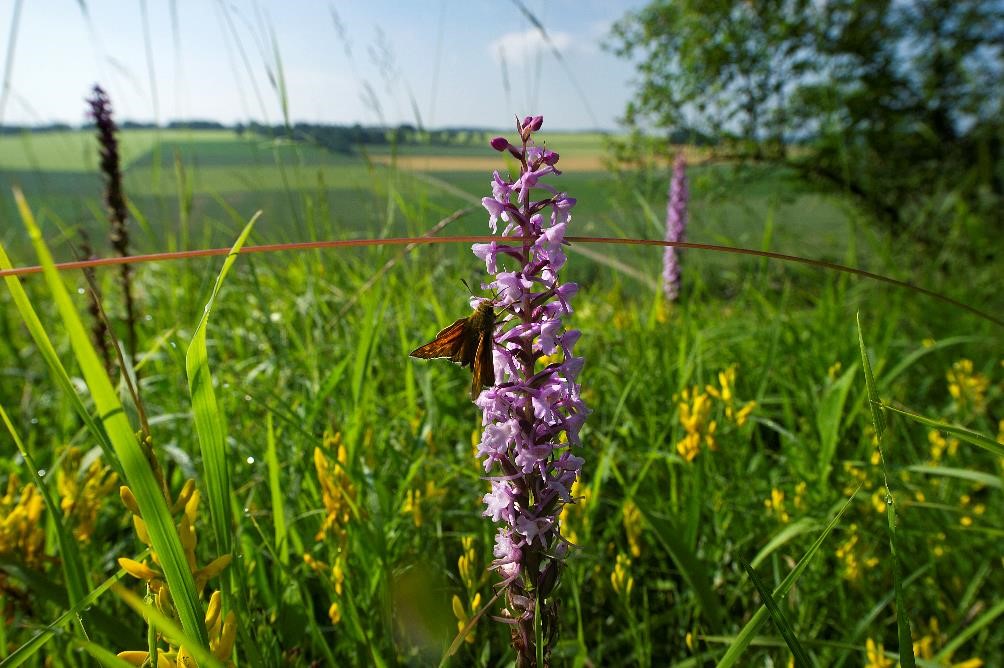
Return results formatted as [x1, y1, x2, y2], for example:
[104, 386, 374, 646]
[328, 601, 342, 625]
[929, 430, 960, 461]
[622, 499, 643, 557]
[314, 433, 357, 542]
[57, 446, 117, 542]
[452, 592, 482, 644]
[871, 490, 888, 514]
[458, 536, 478, 592]
[611, 552, 633, 597]
[864, 638, 894, 668]
[706, 366, 756, 426]
[764, 488, 790, 523]
[836, 524, 878, 581]
[676, 387, 717, 461]
[952, 659, 984, 668]
[793, 481, 808, 510]
[946, 359, 989, 413]
[827, 361, 842, 380]
[559, 479, 590, 545]
[402, 480, 445, 528]
[0, 477, 46, 569]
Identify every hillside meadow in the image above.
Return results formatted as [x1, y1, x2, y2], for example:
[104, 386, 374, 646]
[0, 128, 1001, 666]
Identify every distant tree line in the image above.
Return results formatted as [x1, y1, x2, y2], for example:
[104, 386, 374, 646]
[241, 122, 493, 154]
[0, 121, 494, 154]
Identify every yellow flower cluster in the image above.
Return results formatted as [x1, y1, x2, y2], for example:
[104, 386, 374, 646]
[2, 447, 118, 578]
[117, 480, 234, 665]
[452, 536, 482, 644]
[57, 446, 117, 542]
[864, 638, 894, 668]
[764, 488, 790, 523]
[675, 388, 717, 462]
[946, 358, 989, 414]
[558, 479, 591, 546]
[929, 429, 960, 462]
[957, 492, 987, 528]
[835, 523, 878, 582]
[675, 366, 756, 462]
[912, 618, 984, 667]
[314, 432, 357, 542]
[304, 553, 347, 624]
[610, 552, 634, 597]
[308, 432, 358, 626]
[402, 480, 445, 529]
[118, 590, 237, 668]
[705, 366, 756, 427]
[622, 499, 643, 557]
[0, 477, 45, 569]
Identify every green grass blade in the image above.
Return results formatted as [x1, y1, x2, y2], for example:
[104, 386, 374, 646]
[0, 239, 119, 475]
[0, 404, 89, 628]
[716, 488, 858, 668]
[740, 558, 811, 667]
[638, 506, 726, 630]
[186, 214, 259, 558]
[112, 584, 224, 668]
[13, 189, 209, 649]
[879, 403, 1004, 459]
[73, 640, 135, 668]
[265, 411, 288, 565]
[934, 598, 1004, 663]
[855, 313, 885, 439]
[750, 518, 818, 569]
[816, 363, 858, 481]
[885, 500, 915, 668]
[857, 314, 914, 668]
[905, 465, 1001, 489]
[0, 552, 140, 667]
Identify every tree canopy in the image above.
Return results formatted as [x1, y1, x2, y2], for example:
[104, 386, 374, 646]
[610, 0, 1004, 236]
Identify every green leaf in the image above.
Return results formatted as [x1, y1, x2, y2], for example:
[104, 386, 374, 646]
[906, 465, 1001, 489]
[879, 403, 1004, 459]
[265, 412, 288, 565]
[12, 189, 209, 649]
[0, 238, 119, 475]
[934, 598, 1004, 663]
[816, 363, 858, 480]
[855, 313, 885, 439]
[856, 314, 913, 668]
[750, 518, 818, 569]
[186, 214, 259, 558]
[638, 506, 725, 630]
[0, 552, 141, 667]
[716, 488, 858, 668]
[740, 559, 811, 667]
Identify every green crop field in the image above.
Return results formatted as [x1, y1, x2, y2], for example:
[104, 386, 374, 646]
[1, 122, 1001, 668]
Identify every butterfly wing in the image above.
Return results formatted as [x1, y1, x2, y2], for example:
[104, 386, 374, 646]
[410, 317, 468, 361]
[469, 326, 495, 400]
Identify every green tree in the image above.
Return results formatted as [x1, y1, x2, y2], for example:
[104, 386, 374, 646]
[609, 0, 1004, 238]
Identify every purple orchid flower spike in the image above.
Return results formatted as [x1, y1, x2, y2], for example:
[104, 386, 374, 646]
[472, 115, 589, 665]
[663, 152, 689, 301]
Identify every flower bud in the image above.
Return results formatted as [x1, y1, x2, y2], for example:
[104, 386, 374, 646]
[490, 136, 510, 151]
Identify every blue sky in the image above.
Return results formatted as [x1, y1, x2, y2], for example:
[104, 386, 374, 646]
[0, 1, 647, 131]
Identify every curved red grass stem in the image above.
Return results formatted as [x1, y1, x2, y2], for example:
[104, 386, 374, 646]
[1, 235, 998, 327]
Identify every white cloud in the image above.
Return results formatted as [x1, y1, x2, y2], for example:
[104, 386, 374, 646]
[489, 28, 573, 68]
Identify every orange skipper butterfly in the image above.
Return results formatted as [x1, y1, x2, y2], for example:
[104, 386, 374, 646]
[410, 300, 496, 400]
